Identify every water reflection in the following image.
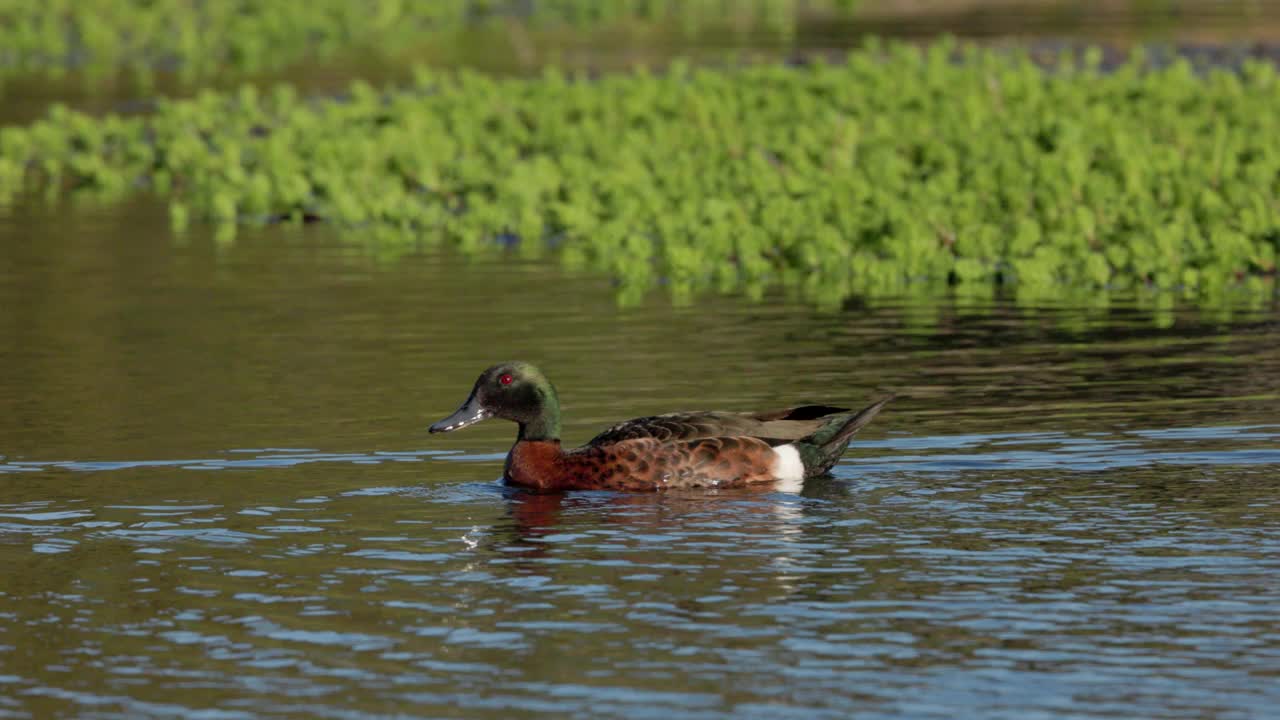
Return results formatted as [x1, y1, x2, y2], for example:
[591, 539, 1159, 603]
[1, 431, 1278, 718]
[1, 201, 1279, 718]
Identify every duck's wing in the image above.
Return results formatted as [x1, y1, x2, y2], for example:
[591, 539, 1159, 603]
[585, 405, 850, 447]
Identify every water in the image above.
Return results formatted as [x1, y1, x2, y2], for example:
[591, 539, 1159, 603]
[2, 199, 1279, 718]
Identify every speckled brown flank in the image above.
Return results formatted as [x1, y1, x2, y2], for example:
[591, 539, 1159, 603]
[506, 436, 782, 491]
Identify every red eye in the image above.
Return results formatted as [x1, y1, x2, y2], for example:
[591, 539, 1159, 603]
[499, 373, 513, 385]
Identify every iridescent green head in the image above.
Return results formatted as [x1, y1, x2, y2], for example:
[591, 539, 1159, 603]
[429, 362, 562, 441]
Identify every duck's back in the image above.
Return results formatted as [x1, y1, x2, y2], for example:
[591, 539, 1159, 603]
[586, 405, 851, 447]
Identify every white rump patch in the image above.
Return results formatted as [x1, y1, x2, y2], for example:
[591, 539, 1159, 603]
[771, 444, 805, 493]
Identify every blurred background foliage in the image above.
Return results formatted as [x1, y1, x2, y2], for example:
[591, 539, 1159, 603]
[1, 0, 1277, 311]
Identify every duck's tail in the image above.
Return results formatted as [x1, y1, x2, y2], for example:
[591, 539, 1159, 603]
[796, 394, 894, 477]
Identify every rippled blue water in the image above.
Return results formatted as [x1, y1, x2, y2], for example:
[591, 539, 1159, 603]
[1, 202, 1278, 718]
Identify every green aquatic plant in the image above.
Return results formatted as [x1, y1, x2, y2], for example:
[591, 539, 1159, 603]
[1, 41, 1277, 311]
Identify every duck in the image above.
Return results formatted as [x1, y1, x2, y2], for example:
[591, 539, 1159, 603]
[429, 362, 892, 492]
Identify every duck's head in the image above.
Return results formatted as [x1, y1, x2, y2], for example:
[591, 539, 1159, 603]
[429, 362, 561, 441]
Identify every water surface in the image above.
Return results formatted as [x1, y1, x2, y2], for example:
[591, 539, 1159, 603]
[1, 200, 1278, 718]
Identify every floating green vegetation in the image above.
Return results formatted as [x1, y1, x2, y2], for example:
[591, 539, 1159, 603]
[1, 41, 1277, 309]
[0, 0, 860, 100]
